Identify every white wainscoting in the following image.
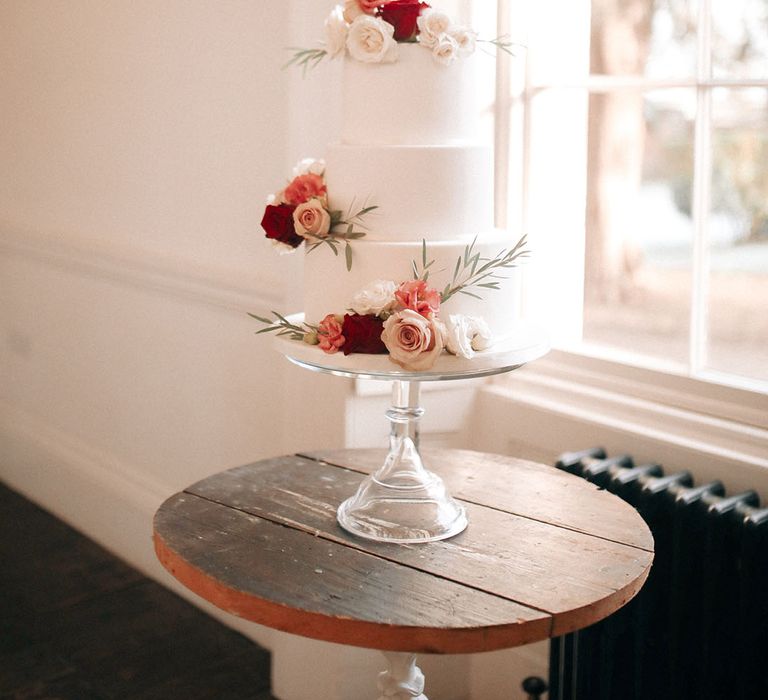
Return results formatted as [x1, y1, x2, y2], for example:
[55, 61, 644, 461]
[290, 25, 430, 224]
[0, 228, 305, 650]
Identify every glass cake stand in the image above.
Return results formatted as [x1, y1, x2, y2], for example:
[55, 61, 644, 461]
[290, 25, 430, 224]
[275, 317, 549, 544]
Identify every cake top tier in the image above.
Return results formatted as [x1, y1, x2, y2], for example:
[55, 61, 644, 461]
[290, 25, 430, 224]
[285, 3, 504, 146]
[341, 43, 482, 146]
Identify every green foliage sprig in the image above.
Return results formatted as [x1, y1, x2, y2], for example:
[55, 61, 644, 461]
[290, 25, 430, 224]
[307, 200, 378, 272]
[248, 311, 317, 341]
[284, 47, 328, 75]
[413, 234, 529, 303]
[479, 35, 521, 57]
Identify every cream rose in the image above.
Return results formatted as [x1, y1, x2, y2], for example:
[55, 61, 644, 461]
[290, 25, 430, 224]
[416, 9, 452, 49]
[293, 198, 331, 240]
[324, 6, 348, 59]
[432, 33, 459, 65]
[443, 314, 492, 358]
[350, 279, 397, 317]
[346, 15, 398, 64]
[292, 157, 326, 178]
[448, 25, 477, 56]
[343, 0, 363, 23]
[382, 309, 444, 371]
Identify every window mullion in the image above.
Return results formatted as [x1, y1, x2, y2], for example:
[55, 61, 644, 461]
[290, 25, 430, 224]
[690, 0, 713, 376]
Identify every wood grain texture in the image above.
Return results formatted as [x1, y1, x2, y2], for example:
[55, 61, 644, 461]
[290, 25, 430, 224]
[0, 482, 274, 700]
[154, 450, 654, 654]
[302, 448, 655, 551]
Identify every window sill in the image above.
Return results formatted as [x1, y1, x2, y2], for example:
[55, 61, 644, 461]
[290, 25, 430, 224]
[472, 350, 768, 501]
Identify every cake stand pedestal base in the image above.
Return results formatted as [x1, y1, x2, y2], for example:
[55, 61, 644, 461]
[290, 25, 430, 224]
[336, 380, 467, 543]
[376, 652, 428, 700]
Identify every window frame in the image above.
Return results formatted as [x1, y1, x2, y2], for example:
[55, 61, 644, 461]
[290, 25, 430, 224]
[491, 0, 768, 429]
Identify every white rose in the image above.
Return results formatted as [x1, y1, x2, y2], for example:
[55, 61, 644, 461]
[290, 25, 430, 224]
[382, 309, 444, 371]
[269, 239, 300, 255]
[470, 317, 493, 351]
[292, 157, 326, 178]
[346, 15, 398, 64]
[416, 9, 452, 49]
[448, 25, 477, 56]
[432, 33, 459, 65]
[443, 314, 493, 358]
[293, 198, 331, 240]
[343, 0, 363, 23]
[324, 6, 348, 59]
[349, 279, 397, 316]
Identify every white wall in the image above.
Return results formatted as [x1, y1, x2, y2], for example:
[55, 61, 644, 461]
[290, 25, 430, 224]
[0, 2, 533, 698]
[0, 0, 304, 654]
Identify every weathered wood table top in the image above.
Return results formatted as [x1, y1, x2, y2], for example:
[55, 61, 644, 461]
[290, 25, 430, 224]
[153, 449, 654, 654]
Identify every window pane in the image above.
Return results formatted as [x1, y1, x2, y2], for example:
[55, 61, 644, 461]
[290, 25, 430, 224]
[582, 89, 696, 365]
[707, 87, 768, 381]
[590, 0, 698, 78]
[712, 0, 768, 80]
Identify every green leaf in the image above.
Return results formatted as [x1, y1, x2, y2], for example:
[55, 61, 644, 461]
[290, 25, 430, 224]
[325, 239, 339, 256]
[411, 259, 419, 280]
[345, 242, 353, 271]
[247, 312, 272, 324]
[452, 255, 462, 283]
[354, 205, 378, 218]
[458, 289, 483, 299]
[422, 239, 427, 268]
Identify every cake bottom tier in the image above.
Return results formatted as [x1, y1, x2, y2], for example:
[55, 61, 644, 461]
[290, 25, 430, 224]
[303, 233, 522, 340]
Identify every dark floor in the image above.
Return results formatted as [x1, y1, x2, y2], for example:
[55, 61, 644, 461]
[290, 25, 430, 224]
[0, 481, 275, 700]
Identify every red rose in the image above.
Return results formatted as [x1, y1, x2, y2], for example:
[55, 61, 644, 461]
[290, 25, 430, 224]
[377, 0, 430, 41]
[261, 204, 303, 249]
[341, 313, 387, 355]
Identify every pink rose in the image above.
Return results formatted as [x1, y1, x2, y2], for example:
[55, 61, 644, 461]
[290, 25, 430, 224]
[381, 309, 444, 371]
[293, 198, 331, 240]
[344, 0, 389, 22]
[317, 314, 345, 354]
[394, 279, 440, 318]
[283, 173, 327, 206]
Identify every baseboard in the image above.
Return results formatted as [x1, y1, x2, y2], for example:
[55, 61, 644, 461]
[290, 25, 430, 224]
[0, 400, 276, 650]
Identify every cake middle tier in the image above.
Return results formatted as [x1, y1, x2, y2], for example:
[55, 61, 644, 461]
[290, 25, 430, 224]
[304, 233, 521, 340]
[325, 143, 494, 243]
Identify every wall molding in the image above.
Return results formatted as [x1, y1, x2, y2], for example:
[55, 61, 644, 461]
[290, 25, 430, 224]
[0, 398, 169, 521]
[0, 398, 277, 650]
[0, 222, 283, 313]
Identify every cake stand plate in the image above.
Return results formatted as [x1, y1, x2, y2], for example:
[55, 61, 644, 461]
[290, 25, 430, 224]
[273, 314, 549, 381]
[274, 314, 549, 543]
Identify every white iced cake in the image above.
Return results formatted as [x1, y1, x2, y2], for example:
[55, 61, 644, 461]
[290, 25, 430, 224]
[257, 2, 533, 373]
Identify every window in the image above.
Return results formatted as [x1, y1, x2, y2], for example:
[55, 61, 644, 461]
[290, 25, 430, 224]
[491, 0, 768, 406]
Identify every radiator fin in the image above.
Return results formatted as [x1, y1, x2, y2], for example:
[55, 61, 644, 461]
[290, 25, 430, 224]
[550, 448, 768, 700]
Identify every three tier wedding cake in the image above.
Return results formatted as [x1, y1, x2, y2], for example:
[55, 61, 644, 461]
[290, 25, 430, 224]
[255, 0, 530, 373]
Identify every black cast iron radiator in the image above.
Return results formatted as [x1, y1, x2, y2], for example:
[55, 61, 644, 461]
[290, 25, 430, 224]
[546, 447, 768, 700]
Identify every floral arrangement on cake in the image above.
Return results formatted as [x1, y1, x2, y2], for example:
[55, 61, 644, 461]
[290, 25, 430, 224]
[261, 157, 376, 271]
[250, 236, 528, 371]
[287, 0, 514, 71]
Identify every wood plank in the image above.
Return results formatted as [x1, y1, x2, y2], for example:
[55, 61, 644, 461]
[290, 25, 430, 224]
[154, 493, 551, 653]
[185, 455, 652, 636]
[301, 448, 655, 551]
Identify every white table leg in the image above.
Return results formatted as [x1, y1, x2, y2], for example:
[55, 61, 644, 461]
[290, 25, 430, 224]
[376, 652, 428, 700]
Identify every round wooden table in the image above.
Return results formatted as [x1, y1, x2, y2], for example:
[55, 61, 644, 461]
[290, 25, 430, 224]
[153, 449, 654, 699]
